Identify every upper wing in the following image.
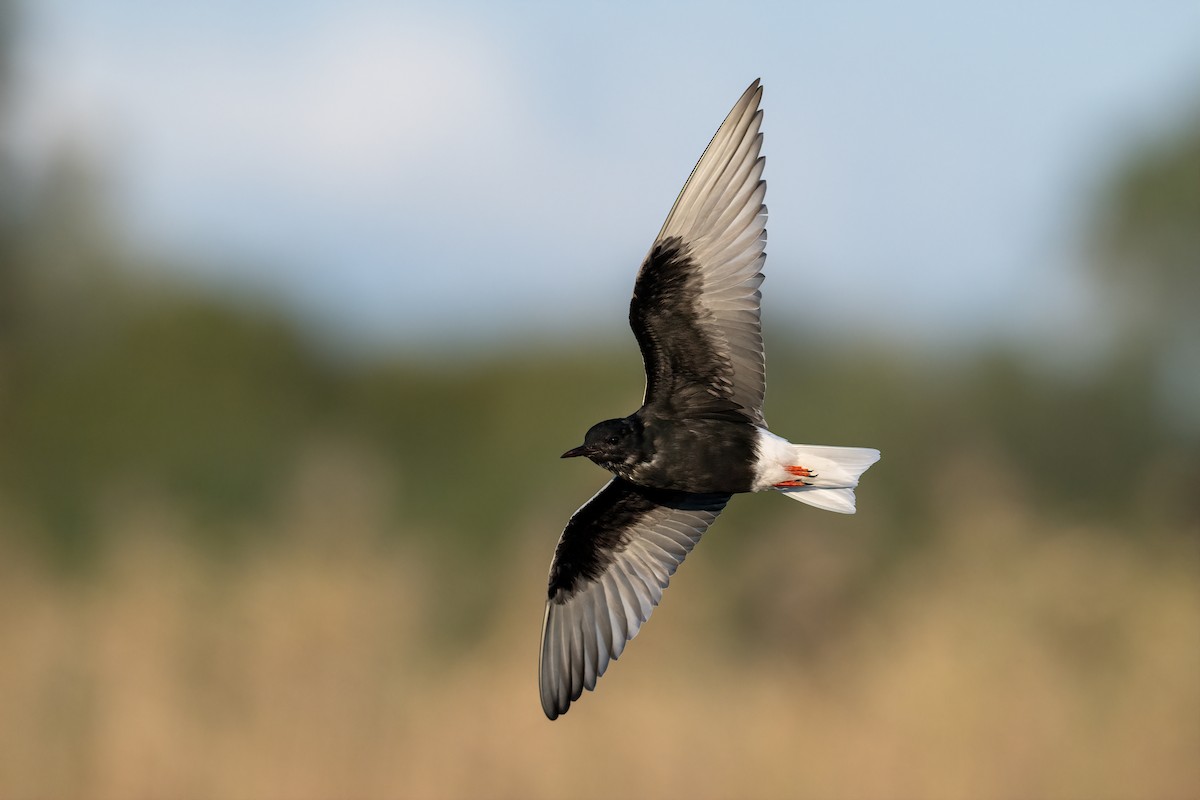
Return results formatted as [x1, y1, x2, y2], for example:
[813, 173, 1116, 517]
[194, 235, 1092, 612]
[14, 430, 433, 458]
[539, 479, 730, 720]
[630, 80, 768, 425]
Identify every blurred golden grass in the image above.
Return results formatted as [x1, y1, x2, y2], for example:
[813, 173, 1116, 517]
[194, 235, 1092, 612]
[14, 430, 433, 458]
[1, 447, 1196, 800]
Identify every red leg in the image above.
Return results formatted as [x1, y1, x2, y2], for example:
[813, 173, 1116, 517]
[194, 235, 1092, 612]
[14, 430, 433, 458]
[774, 465, 817, 488]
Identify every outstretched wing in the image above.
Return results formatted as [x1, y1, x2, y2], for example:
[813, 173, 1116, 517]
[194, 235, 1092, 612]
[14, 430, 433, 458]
[539, 479, 730, 719]
[631, 80, 768, 425]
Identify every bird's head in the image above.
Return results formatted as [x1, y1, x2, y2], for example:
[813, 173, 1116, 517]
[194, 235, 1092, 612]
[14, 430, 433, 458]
[561, 417, 644, 467]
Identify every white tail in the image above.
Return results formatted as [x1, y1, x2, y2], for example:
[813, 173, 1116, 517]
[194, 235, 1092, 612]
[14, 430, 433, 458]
[753, 431, 880, 514]
[776, 444, 880, 513]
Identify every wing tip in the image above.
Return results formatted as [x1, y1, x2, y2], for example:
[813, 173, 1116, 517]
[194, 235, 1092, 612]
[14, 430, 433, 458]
[739, 79, 764, 116]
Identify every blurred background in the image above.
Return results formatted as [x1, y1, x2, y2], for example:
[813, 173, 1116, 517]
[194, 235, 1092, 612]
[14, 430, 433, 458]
[2, 1, 1198, 797]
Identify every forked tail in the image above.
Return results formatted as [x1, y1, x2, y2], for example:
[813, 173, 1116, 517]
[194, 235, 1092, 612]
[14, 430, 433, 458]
[773, 444, 880, 514]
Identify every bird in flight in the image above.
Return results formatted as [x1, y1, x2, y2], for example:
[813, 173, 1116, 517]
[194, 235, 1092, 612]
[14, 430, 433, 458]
[540, 80, 880, 720]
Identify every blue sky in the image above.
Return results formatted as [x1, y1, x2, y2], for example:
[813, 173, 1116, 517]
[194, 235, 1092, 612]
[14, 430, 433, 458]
[12, 0, 1200, 351]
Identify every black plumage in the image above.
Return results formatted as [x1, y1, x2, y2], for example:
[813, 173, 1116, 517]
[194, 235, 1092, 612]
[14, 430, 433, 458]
[631, 237, 759, 424]
[546, 480, 730, 603]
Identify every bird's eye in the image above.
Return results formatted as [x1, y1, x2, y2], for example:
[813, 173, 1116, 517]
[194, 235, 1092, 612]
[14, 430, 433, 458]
[606, 435, 620, 445]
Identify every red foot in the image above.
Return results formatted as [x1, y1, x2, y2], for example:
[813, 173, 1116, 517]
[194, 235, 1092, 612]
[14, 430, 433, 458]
[774, 465, 816, 488]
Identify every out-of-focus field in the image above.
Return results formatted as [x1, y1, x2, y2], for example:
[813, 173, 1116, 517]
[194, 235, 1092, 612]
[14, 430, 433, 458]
[0, 294, 1197, 800]
[0, 448, 1196, 799]
[3, 11, 1200, 798]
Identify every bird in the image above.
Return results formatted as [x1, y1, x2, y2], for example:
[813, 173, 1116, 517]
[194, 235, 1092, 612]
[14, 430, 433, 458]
[539, 79, 880, 720]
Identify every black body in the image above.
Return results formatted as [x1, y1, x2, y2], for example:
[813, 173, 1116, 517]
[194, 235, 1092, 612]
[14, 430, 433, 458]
[561, 237, 761, 494]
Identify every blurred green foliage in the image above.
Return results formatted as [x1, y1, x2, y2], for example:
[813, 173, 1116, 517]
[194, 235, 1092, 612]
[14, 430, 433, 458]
[1091, 103, 1200, 336]
[1, 162, 1195, 567]
[0, 14, 1196, 581]
[1089, 101, 1200, 434]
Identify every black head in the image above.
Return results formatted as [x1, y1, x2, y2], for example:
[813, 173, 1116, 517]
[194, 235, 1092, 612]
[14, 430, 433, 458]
[561, 417, 644, 467]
